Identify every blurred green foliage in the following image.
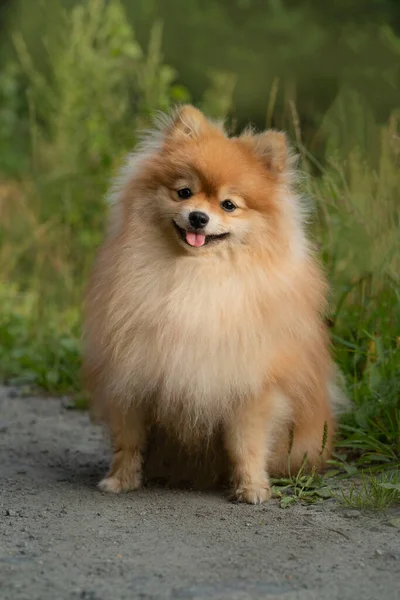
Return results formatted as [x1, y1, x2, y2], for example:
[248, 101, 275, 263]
[3, 1, 400, 135]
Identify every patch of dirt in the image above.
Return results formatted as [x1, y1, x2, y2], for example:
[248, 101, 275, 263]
[0, 387, 399, 600]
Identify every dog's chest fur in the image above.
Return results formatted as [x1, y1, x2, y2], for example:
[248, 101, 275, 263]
[111, 247, 275, 423]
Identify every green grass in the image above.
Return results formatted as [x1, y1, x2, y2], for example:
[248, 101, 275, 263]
[0, 284, 81, 393]
[0, 0, 399, 496]
[334, 471, 400, 511]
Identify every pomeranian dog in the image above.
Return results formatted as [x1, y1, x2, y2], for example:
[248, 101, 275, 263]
[83, 105, 344, 504]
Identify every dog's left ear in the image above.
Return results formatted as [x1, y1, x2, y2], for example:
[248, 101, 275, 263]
[240, 130, 288, 174]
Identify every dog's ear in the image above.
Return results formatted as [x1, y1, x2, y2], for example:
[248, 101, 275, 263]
[167, 105, 211, 139]
[240, 130, 288, 174]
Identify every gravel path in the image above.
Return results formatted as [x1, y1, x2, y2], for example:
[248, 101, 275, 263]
[0, 387, 399, 600]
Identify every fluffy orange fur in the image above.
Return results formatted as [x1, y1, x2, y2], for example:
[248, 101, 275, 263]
[83, 105, 344, 504]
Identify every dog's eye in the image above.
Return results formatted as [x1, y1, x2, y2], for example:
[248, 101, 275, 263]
[221, 200, 236, 212]
[177, 188, 192, 200]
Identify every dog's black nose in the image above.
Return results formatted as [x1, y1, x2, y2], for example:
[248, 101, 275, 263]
[188, 211, 209, 229]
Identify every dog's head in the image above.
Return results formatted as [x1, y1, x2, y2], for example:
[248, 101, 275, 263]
[116, 105, 303, 257]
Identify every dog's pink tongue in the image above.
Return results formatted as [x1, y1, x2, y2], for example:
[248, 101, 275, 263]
[186, 232, 206, 247]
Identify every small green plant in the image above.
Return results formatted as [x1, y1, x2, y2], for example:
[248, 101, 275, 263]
[334, 471, 400, 511]
[271, 459, 334, 508]
[272, 425, 334, 508]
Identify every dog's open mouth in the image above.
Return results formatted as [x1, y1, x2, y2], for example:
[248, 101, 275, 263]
[173, 221, 230, 248]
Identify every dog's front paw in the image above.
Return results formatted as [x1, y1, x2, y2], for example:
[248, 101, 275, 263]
[98, 471, 141, 494]
[232, 480, 271, 505]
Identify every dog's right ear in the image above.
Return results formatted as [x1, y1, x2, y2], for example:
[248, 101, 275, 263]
[239, 129, 289, 175]
[166, 105, 211, 140]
